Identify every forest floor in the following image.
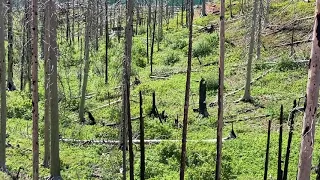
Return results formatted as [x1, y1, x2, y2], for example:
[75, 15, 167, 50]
[0, 0, 318, 179]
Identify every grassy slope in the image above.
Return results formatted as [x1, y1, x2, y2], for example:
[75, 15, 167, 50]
[1, 0, 318, 179]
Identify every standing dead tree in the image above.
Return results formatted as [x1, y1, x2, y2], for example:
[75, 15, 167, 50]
[297, 1, 320, 179]
[179, 0, 193, 178]
[215, 0, 225, 178]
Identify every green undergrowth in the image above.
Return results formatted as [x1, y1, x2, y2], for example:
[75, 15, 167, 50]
[2, 0, 319, 179]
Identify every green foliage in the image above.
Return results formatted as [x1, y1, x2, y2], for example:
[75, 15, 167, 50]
[7, 92, 32, 120]
[277, 58, 302, 71]
[164, 52, 181, 66]
[193, 33, 219, 59]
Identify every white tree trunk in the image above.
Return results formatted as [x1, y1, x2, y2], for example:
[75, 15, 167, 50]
[297, 1, 320, 179]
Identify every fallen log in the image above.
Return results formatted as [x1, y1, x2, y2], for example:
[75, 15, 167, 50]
[224, 114, 271, 124]
[60, 137, 230, 145]
[273, 39, 312, 47]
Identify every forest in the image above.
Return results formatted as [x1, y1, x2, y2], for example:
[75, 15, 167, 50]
[0, 0, 319, 179]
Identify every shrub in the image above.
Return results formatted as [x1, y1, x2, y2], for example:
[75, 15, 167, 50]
[171, 39, 188, 50]
[193, 41, 212, 59]
[135, 56, 147, 68]
[7, 91, 32, 120]
[277, 58, 301, 71]
[164, 52, 180, 66]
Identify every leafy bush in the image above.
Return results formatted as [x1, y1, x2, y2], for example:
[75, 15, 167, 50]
[7, 92, 32, 120]
[193, 41, 212, 58]
[277, 58, 301, 71]
[203, 75, 219, 92]
[164, 52, 181, 66]
[171, 39, 188, 50]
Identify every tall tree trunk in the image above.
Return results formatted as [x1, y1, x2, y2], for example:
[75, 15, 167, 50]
[263, 120, 271, 180]
[179, 0, 193, 178]
[241, 0, 258, 102]
[181, 0, 183, 26]
[139, 91, 145, 179]
[27, 0, 32, 93]
[79, 0, 93, 123]
[229, 0, 233, 18]
[21, 0, 27, 91]
[72, 0, 75, 43]
[147, 1, 151, 63]
[297, 2, 320, 179]
[277, 105, 283, 180]
[215, 0, 225, 178]
[265, 0, 270, 27]
[122, 0, 134, 176]
[0, 0, 7, 170]
[256, 0, 263, 60]
[157, 0, 163, 51]
[66, 0, 70, 43]
[48, 1, 61, 177]
[105, 0, 109, 84]
[201, 0, 206, 16]
[95, 0, 99, 51]
[7, 0, 15, 91]
[31, 0, 39, 177]
[150, 0, 157, 75]
[43, 0, 51, 167]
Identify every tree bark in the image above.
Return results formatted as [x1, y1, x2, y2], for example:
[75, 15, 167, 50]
[139, 91, 145, 180]
[150, 0, 157, 75]
[7, 0, 15, 91]
[79, 0, 93, 123]
[256, 0, 263, 60]
[215, 0, 225, 178]
[297, 2, 320, 179]
[179, 0, 193, 178]
[48, 0, 61, 177]
[277, 105, 283, 180]
[31, 0, 39, 178]
[105, 0, 109, 84]
[43, 0, 51, 167]
[201, 0, 206, 16]
[263, 120, 271, 180]
[147, 1, 151, 63]
[123, 0, 134, 177]
[242, 0, 258, 102]
[0, 0, 7, 170]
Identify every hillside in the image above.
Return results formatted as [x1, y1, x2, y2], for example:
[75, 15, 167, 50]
[0, 0, 318, 179]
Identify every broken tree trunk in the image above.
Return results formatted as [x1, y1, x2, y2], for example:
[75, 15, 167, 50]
[199, 78, 209, 117]
[277, 105, 283, 180]
[263, 120, 271, 180]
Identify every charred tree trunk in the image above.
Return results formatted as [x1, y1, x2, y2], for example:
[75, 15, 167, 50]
[215, 0, 225, 178]
[179, 0, 193, 178]
[277, 105, 283, 180]
[139, 91, 145, 179]
[199, 78, 208, 117]
[263, 120, 271, 180]
[282, 100, 297, 180]
[150, 0, 157, 75]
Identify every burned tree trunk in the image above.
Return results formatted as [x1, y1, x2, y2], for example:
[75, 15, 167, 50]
[263, 120, 271, 180]
[277, 105, 283, 180]
[139, 91, 145, 179]
[7, 0, 16, 91]
[199, 78, 208, 117]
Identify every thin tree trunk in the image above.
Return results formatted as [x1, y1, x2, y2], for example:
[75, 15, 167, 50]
[215, 0, 225, 178]
[72, 0, 75, 43]
[229, 0, 233, 18]
[201, 0, 206, 16]
[123, 0, 134, 177]
[7, 0, 15, 91]
[79, 0, 93, 123]
[21, 6, 27, 91]
[147, 1, 151, 63]
[181, 0, 183, 26]
[0, 0, 7, 169]
[27, 0, 32, 93]
[263, 120, 271, 180]
[179, 0, 193, 178]
[49, 0, 60, 177]
[66, 0, 70, 43]
[256, 0, 263, 60]
[43, 0, 51, 167]
[157, 0, 163, 51]
[265, 0, 270, 27]
[297, 2, 320, 179]
[242, 0, 258, 102]
[150, 0, 157, 75]
[139, 91, 145, 180]
[31, 0, 39, 177]
[105, 0, 109, 84]
[277, 105, 283, 180]
[282, 100, 297, 180]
